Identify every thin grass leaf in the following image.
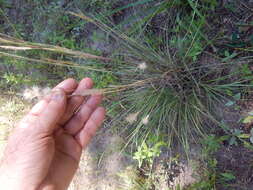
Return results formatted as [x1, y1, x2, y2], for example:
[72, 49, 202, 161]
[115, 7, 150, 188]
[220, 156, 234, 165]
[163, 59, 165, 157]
[0, 46, 33, 50]
[0, 33, 111, 61]
[0, 51, 108, 72]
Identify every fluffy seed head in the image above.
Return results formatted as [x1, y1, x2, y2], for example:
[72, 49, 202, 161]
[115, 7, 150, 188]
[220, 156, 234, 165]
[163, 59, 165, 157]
[137, 62, 147, 70]
[141, 115, 149, 125]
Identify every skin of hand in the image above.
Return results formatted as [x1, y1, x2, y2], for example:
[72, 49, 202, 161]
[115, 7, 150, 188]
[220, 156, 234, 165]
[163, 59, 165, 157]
[0, 78, 105, 190]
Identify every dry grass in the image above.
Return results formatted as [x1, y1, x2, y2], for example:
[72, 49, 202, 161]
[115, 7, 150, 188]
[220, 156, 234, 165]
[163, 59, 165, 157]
[0, 33, 112, 72]
[0, 33, 110, 61]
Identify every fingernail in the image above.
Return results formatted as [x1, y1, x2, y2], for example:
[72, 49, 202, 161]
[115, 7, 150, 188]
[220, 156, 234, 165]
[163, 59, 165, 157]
[51, 89, 65, 101]
[30, 100, 47, 115]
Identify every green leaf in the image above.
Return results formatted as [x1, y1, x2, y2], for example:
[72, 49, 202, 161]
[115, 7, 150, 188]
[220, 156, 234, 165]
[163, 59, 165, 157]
[237, 134, 250, 139]
[233, 93, 241, 101]
[225, 90, 233, 96]
[219, 135, 230, 142]
[221, 173, 236, 181]
[222, 52, 238, 62]
[243, 116, 253, 124]
[233, 129, 242, 136]
[154, 141, 167, 149]
[229, 136, 237, 146]
[225, 100, 235, 107]
[242, 64, 251, 75]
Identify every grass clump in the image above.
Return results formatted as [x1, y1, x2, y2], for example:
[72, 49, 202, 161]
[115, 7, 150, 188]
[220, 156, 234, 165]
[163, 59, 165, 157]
[70, 1, 252, 155]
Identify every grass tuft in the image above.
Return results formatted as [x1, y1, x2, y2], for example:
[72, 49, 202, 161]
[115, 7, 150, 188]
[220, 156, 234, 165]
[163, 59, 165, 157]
[70, 10, 253, 156]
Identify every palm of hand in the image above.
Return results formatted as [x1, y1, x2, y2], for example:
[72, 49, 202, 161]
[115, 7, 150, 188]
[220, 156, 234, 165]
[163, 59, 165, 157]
[0, 78, 105, 190]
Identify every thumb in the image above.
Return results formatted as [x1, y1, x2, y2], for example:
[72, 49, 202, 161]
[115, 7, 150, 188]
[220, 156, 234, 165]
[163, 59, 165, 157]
[17, 88, 67, 136]
[38, 88, 67, 133]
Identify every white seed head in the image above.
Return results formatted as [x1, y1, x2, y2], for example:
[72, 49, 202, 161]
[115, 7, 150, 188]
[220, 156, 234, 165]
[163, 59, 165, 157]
[141, 115, 150, 125]
[137, 62, 147, 70]
[23, 88, 37, 100]
[22, 86, 51, 101]
[32, 86, 40, 98]
[41, 87, 51, 97]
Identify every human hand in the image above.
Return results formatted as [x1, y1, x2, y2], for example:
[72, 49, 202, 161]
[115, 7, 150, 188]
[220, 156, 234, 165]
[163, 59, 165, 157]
[0, 78, 105, 190]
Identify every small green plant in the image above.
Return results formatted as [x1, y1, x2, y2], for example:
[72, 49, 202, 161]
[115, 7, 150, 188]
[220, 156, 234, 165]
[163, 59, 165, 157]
[202, 135, 227, 155]
[133, 140, 166, 168]
[3, 73, 30, 85]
